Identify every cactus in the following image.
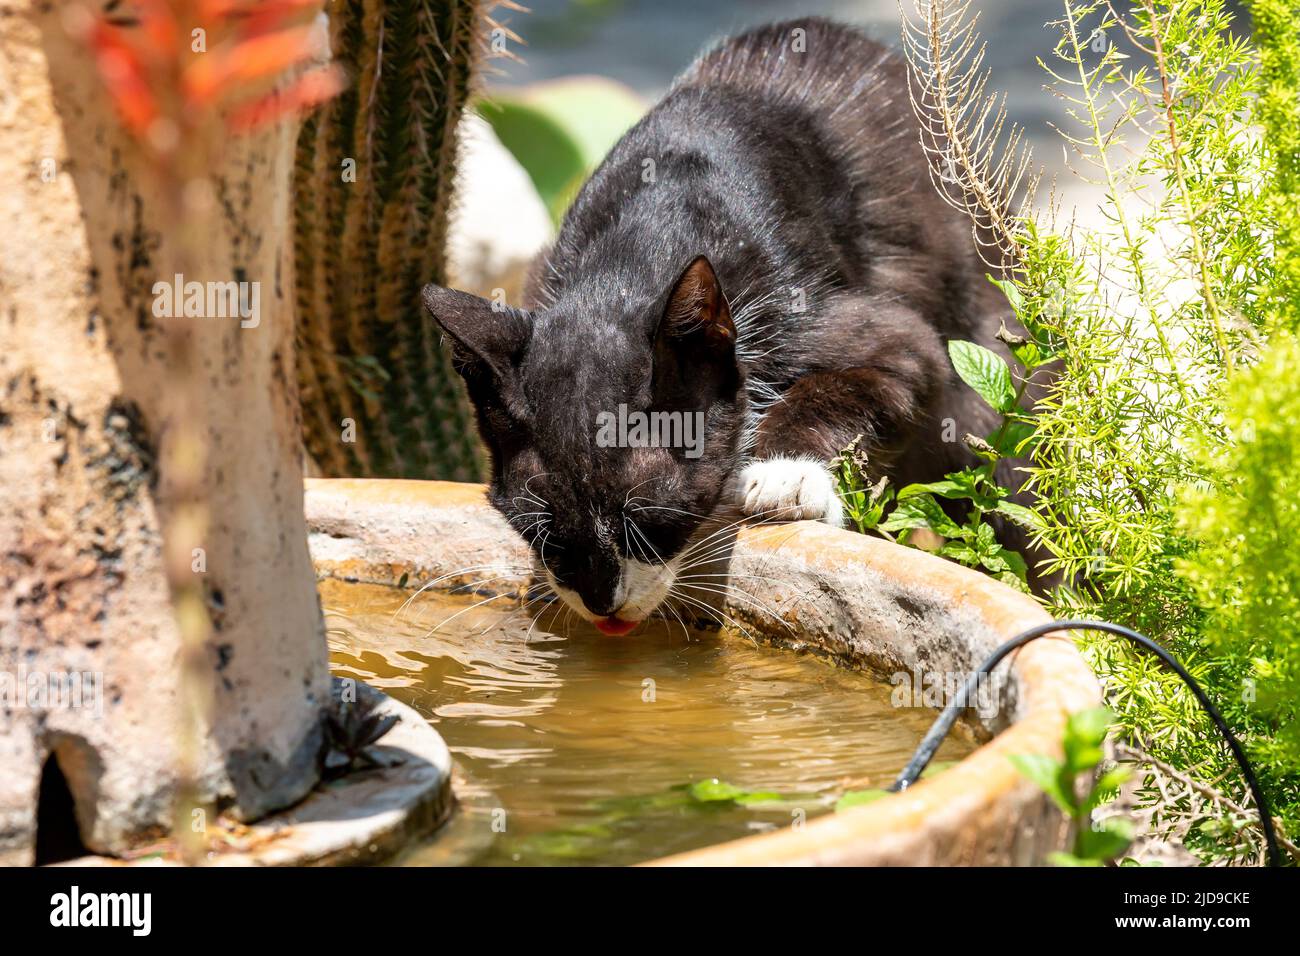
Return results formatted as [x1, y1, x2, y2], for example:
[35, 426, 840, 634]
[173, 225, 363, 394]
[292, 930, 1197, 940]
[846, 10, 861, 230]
[294, 0, 492, 480]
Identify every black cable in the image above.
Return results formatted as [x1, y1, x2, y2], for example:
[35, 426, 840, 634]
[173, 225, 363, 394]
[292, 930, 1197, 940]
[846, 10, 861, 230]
[888, 619, 1282, 868]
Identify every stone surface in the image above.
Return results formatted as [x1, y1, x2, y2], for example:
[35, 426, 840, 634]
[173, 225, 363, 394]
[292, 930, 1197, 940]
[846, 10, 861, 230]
[0, 2, 326, 863]
[303, 478, 1102, 866]
[61, 681, 453, 867]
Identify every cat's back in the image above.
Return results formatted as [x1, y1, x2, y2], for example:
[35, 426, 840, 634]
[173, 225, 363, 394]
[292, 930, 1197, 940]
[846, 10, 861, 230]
[669, 18, 960, 279]
[665, 18, 987, 325]
[674, 18, 912, 168]
[535, 19, 898, 309]
[535, 17, 997, 348]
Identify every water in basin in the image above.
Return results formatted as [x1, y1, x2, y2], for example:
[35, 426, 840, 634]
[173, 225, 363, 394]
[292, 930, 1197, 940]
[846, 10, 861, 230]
[321, 579, 975, 866]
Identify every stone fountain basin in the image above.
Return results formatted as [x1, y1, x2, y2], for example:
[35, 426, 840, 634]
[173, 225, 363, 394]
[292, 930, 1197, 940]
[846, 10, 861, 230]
[304, 478, 1100, 866]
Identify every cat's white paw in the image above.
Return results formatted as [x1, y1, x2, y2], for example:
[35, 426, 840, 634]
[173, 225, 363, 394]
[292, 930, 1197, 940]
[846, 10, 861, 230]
[737, 457, 844, 526]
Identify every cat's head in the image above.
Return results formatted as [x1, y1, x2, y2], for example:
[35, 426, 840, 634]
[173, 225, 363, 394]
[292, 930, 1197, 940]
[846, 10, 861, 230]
[422, 256, 747, 634]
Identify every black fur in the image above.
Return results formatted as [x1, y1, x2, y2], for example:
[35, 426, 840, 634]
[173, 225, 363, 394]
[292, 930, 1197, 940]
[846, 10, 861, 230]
[422, 18, 1044, 617]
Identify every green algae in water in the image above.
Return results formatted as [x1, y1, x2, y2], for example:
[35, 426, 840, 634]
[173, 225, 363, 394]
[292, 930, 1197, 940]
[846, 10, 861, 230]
[321, 579, 976, 866]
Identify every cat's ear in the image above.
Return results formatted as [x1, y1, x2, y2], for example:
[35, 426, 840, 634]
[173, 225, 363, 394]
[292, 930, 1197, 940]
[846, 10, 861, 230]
[658, 255, 736, 356]
[421, 284, 531, 382]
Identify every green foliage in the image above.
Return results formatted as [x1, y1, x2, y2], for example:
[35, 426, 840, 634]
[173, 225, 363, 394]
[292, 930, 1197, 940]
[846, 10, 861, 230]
[686, 778, 785, 806]
[479, 79, 644, 224]
[513, 763, 962, 860]
[1250, 0, 1300, 333]
[833, 325, 1041, 592]
[831, 436, 895, 534]
[949, 339, 1016, 414]
[507, 778, 810, 861]
[835, 788, 889, 812]
[1022, 0, 1262, 608]
[1177, 332, 1300, 844]
[834, 761, 957, 812]
[477, 98, 587, 223]
[1012, 0, 1291, 864]
[1011, 708, 1134, 865]
[904, 0, 1297, 862]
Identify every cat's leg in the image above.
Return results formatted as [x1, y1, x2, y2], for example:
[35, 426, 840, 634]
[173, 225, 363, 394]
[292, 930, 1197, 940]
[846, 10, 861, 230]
[737, 454, 846, 525]
[739, 366, 928, 527]
[739, 300, 951, 526]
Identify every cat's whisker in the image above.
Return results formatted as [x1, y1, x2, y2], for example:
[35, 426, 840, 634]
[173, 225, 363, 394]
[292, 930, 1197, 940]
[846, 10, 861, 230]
[673, 580, 794, 633]
[626, 507, 707, 527]
[515, 512, 552, 541]
[522, 472, 553, 505]
[674, 528, 784, 571]
[674, 526, 755, 569]
[675, 533, 746, 566]
[480, 583, 558, 636]
[394, 565, 531, 621]
[670, 548, 739, 578]
[687, 502, 841, 561]
[666, 589, 725, 631]
[518, 524, 551, 546]
[672, 554, 739, 578]
[621, 514, 634, 565]
[672, 505, 825, 573]
[537, 530, 551, 562]
[631, 530, 661, 571]
[543, 530, 566, 552]
[624, 515, 667, 566]
[622, 476, 663, 508]
[668, 588, 759, 645]
[677, 570, 799, 588]
[524, 593, 561, 645]
[422, 588, 517, 639]
[621, 513, 657, 567]
[625, 500, 710, 521]
[524, 610, 544, 645]
[676, 576, 784, 612]
[675, 515, 753, 557]
[686, 522, 811, 576]
[658, 597, 692, 642]
[687, 503, 797, 542]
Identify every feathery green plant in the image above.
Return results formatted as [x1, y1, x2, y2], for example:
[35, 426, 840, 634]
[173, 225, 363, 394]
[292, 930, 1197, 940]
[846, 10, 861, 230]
[903, 0, 1295, 861]
[1176, 332, 1300, 861]
[294, 0, 498, 480]
[1250, 0, 1300, 334]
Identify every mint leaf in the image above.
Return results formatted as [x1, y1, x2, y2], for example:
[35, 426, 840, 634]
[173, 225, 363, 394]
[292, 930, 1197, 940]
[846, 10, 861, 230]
[949, 340, 1017, 414]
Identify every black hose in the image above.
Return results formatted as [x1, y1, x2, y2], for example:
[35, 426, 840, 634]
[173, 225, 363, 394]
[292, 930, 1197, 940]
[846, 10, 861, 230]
[888, 619, 1282, 868]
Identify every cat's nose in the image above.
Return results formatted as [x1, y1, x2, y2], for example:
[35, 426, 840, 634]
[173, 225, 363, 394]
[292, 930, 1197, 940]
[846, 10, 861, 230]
[577, 573, 624, 618]
[572, 553, 624, 616]
[580, 591, 621, 618]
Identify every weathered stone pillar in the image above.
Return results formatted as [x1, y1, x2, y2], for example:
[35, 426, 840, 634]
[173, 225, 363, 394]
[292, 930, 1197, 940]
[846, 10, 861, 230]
[0, 2, 327, 863]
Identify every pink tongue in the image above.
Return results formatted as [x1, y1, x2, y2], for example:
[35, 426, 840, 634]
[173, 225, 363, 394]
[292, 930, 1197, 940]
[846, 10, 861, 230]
[594, 617, 639, 636]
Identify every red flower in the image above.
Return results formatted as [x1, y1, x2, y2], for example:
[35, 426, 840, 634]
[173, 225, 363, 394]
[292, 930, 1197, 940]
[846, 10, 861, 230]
[77, 0, 342, 150]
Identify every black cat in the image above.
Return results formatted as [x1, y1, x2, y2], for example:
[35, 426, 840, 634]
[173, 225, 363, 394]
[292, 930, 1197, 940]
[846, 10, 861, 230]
[422, 17, 1039, 635]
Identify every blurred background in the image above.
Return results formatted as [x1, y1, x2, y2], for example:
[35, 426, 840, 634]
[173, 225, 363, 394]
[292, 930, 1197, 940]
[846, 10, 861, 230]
[447, 0, 1253, 297]
[491, 0, 1067, 158]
